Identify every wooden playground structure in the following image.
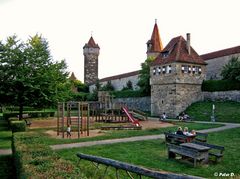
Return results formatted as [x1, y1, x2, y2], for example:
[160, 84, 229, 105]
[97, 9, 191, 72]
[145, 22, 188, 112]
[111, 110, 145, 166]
[57, 102, 90, 138]
[57, 92, 145, 138]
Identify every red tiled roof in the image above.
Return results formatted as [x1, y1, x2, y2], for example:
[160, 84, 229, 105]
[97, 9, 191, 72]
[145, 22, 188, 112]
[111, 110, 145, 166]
[201, 46, 240, 60]
[147, 22, 163, 52]
[152, 36, 207, 66]
[83, 36, 100, 48]
[99, 70, 140, 82]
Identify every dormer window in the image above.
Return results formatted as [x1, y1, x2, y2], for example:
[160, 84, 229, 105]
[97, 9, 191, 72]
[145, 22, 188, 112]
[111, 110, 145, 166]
[147, 43, 152, 51]
[162, 51, 169, 58]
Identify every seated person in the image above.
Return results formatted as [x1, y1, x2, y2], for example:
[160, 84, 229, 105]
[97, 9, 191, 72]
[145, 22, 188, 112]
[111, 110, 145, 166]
[176, 126, 184, 135]
[191, 130, 196, 135]
[183, 127, 195, 136]
[160, 112, 167, 121]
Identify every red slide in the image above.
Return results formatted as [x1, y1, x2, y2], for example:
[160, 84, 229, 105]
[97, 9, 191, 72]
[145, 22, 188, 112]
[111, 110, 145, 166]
[122, 107, 141, 127]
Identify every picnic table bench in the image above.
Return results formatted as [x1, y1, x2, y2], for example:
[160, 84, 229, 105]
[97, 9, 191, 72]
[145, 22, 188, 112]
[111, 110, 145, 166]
[167, 143, 210, 167]
[194, 132, 208, 143]
[164, 132, 190, 145]
[193, 141, 224, 162]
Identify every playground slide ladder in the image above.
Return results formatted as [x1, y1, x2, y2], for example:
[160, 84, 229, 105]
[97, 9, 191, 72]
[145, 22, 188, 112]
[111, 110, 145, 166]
[122, 107, 141, 127]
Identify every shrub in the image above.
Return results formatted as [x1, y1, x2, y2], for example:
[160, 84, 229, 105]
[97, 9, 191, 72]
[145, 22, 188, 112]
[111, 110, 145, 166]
[8, 117, 19, 127]
[10, 121, 26, 132]
[12, 132, 84, 178]
[111, 90, 146, 98]
[202, 80, 240, 92]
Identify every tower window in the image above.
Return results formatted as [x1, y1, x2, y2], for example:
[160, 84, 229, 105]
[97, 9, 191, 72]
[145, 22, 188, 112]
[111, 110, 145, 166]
[162, 66, 166, 74]
[157, 67, 161, 75]
[181, 65, 189, 73]
[167, 65, 172, 73]
[153, 68, 156, 75]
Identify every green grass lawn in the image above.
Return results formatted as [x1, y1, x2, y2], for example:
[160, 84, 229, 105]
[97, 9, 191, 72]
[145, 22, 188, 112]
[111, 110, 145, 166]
[185, 101, 240, 123]
[57, 127, 240, 178]
[0, 120, 12, 149]
[29, 122, 223, 146]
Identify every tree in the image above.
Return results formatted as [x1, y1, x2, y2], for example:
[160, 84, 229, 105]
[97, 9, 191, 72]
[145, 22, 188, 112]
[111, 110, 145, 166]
[221, 57, 240, 82]
[137, 57, 155, 95]
[101, 81, 114, 91]
[0, 35, 70, 119]
[122, 80, 133, 91]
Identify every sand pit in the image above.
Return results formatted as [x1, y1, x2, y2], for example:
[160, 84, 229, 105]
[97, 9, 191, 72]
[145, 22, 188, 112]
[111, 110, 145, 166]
[32, 118, 174, 139]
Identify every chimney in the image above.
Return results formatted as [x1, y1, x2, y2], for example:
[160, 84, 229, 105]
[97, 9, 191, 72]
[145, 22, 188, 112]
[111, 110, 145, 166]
[186, 33, 191, 55]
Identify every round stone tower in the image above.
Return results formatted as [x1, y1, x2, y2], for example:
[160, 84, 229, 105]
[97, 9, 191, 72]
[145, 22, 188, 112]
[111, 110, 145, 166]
[83, 36, 100, 85]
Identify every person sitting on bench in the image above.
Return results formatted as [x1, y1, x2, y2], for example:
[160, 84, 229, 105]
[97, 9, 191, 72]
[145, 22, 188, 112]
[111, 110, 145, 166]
[176, 127, 184, 135]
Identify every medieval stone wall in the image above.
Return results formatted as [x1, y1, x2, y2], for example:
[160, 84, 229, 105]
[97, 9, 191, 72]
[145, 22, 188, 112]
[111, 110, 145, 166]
[203, 90, 240, 102]
[205, 53, 240, 80]
[113, 96, 151, 112]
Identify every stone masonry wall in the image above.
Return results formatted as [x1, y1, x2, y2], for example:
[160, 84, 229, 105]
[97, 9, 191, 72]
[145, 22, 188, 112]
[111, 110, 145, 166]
[205, 53, 240, 80]
[84, 54, 98, 85]
[203, 91, 240, 102]
[89, 74, 139, 92]
[113, 96, 151, 112]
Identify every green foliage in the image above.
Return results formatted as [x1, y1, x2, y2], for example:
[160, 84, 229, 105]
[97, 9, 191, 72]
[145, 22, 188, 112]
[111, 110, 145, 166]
[111, 90, 146, 98]
[202, 80, 240, 91]
[122, 80, 133, 91]
[137, 57, 155, 95]
[101, 81, 114, 91]
[12, 132, 84, 178]
[71, 79, 89, 93]
[10, 121, 26, 132]
[185, 101, 240, 123]
[0, 34, 70, 119]
[221, 57, 240, 81]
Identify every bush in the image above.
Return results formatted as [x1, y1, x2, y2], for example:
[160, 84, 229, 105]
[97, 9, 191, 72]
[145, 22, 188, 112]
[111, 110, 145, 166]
[8, 117, 19, 127]
[12, 132, 84, 178]
[10, 121, 26, 133]
[202, 80, 240, 92]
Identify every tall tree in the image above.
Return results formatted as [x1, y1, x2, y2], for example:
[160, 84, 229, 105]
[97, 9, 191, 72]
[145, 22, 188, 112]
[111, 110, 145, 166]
[137, 57, 155, 95]
[0, 35, 70, 119]
[221, 57, 240, 82]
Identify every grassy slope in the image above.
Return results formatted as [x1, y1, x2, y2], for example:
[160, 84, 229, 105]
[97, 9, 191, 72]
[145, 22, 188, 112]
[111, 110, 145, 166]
[57, 127, 240, 178]
[0, 155, 15, 179]
[185, 101, 240, 123]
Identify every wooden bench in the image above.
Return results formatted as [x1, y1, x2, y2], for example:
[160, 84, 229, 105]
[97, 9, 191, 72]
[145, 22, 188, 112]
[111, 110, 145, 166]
[164, 132, 188, 145]
[194, 132, 208, 142]
[192, 141, 224, 162]
[167, 143, 207, 167]
[101, 126, 142, 130]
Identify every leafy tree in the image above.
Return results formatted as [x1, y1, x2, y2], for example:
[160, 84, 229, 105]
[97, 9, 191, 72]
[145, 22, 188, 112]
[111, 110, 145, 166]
[0, 35, 70, 119]
[221, 57, 240, 82]
[101, 81, 114, 91]
[122, 80, 133, 91]
[137, 57, 155, 95]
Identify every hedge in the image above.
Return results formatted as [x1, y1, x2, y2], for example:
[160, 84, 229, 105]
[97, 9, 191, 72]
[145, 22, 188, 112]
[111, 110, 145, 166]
[10, 121, 26, 133]
[12, 132, 85, 178]
[3, 111, 55, 120]
[111, 90, 146, 98]
[202, 80, 240, 92]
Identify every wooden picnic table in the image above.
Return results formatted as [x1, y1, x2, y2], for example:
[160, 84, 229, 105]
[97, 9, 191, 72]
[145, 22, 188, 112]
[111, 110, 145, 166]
[180, 142, 210, 164]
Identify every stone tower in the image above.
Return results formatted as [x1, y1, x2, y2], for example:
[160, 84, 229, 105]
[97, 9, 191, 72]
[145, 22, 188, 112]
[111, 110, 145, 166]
[150, 34, 207, 117]
[83, 36, 100, 85]
[146, 20, 163, 58]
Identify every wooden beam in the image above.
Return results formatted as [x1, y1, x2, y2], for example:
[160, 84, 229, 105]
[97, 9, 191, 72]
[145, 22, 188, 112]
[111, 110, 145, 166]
[76, 153, 203, 179]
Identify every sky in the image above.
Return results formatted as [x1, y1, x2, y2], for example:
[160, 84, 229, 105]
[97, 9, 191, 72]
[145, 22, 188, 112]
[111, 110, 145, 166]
[0, 0, 239, 82]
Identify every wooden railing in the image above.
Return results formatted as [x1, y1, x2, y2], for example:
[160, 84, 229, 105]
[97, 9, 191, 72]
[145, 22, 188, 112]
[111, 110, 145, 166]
[76, 153, 203, 179]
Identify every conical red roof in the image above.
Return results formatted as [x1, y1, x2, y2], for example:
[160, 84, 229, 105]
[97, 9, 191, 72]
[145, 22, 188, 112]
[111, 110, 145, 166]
[83, 36, 100, 48]
[147, 22, 163, 52]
